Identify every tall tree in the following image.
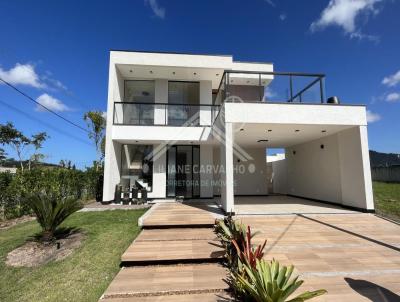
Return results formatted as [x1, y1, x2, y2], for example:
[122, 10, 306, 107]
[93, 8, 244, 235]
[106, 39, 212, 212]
[0, 148, 6, 164]
[0, 122, 30, 171]
[28, 132, 49, 170]
[83, 111, 106, 170]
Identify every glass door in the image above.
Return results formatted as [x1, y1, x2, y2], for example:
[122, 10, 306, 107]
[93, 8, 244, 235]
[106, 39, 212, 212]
[166, 145, 200, 199]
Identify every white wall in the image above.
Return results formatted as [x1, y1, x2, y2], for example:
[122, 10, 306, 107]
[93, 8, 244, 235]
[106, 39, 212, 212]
[281, 126, 374, 210]
[103, 63, 124, 201]
[200, 144, 214, 198]
[233, 147, 268, 195]
[338, 126, 374, 209]
[224, 103, 367, 126]
[148, 144, 167, 198]
[154, 79, 168, 125]
[200, 80, 212, 126]
[213, 146, 221, 196]
[220, 123, 235, 213]
[112, 125, 212, 142]
[286, 134, 343, 204]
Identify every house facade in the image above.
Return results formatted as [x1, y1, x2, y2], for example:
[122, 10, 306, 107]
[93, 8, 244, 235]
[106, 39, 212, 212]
[103, 50, 374, 213]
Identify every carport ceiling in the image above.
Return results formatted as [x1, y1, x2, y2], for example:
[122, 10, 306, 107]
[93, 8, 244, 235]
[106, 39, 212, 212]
[232, 123, 354, 148]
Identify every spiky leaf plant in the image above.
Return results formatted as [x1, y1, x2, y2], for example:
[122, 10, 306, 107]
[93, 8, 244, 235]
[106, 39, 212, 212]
[27, 191, 82, 242]
[235, 259, 327, 302]
[215, 215, 248, 266]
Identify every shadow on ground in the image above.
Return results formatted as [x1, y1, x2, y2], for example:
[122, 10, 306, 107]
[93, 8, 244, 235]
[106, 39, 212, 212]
[345, 278, 400, 302]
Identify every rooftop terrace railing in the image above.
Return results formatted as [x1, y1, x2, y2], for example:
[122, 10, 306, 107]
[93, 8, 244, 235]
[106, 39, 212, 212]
[214, 70, 326, 106]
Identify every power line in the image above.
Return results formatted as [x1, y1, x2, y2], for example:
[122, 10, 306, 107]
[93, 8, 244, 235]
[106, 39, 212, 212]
[0, 77, 90, 133]
[0, 99, 92, 146]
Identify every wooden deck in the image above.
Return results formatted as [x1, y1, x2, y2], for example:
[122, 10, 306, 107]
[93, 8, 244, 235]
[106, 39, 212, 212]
[239, 213, 400, 301]
[101, 202, 400, 301]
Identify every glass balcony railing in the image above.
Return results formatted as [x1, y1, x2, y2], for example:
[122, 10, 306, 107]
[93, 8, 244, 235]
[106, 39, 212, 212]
[214, 71, 327, 106]
[113, 102, 219, 126]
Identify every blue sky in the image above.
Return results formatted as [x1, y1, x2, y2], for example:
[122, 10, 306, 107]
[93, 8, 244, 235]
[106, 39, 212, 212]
[0, 0, 399, 168]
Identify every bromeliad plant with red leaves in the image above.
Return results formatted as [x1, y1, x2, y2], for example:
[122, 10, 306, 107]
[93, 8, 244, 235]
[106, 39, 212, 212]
[230, 225, 267, 298]
[232, 225, 267, 269]
[215, 216, 327, 301]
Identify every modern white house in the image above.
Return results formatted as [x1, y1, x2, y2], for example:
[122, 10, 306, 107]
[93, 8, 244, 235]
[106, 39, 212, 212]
[103, 50, 374, 214]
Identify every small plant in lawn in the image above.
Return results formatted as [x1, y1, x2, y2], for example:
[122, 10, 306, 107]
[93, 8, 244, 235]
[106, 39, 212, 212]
[27, 190, 82, 242]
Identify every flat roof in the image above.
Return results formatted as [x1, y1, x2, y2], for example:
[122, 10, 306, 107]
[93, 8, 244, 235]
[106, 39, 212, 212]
[109, 49, 273, 65]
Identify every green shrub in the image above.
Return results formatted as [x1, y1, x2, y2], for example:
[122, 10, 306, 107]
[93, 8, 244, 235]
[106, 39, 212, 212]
[27, 189, 82, 241]
[0, 167, 103, 220]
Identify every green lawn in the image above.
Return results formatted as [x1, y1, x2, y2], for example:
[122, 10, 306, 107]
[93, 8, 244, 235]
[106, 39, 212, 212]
[373, 181, 400, 221]
[0, 209, 146, 302]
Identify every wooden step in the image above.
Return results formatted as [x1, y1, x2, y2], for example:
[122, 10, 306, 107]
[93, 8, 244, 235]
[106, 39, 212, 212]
[101, 264, 229, 299]
[122, 228, 224, 264]
[140, 203, 222, 228]
[135, 228, 218, 241]
[99, 292, 233, 302]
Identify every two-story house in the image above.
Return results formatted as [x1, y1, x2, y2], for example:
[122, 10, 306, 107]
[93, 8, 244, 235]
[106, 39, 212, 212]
[103, 50, 374, 214]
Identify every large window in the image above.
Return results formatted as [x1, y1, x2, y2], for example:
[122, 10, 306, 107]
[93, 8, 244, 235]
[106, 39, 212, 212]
[120, 145, 153, 191]
[123, 81, 155, 125]
[168, 81, 200, 126]
[124, 80, 155, 103]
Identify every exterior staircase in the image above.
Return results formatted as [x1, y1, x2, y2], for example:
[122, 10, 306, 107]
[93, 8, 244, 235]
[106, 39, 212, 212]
[99, 202, 231, 301]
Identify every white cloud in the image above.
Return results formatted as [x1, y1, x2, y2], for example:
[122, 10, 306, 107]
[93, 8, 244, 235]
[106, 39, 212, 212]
[386, 92, 400, 102]
[264, 0, 276, 7]
[366, 110, 381, 123]
[382, 70, 400, 87]
[264, 87, 277, 100]
[145, 0, 165, 19]
[0, 63, 44, 88]
[310, 0, 382, 40]
[279, 13, 287, 21]
[35, 93, 69, 112]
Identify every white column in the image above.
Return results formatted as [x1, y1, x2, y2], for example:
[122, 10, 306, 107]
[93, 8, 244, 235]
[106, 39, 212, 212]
[199, 80, 212, 126]
[338, 126, 374, 210]
[154, 79, 168, 125]
[220, 122, 235, 213]
[359, 126, 374, 210]
[103, 62, 123, 201]
[148, 144, 167, 198]
[200, 145, 214, 198]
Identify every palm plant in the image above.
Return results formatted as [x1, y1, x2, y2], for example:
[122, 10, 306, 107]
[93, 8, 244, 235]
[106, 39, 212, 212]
[27, 190, 82, 242]
[235, 259, 327, 302]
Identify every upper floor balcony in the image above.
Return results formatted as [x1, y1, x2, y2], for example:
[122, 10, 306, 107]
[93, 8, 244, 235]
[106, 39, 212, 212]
[113, 102, 219, 126]
[111, 70, 341, 128]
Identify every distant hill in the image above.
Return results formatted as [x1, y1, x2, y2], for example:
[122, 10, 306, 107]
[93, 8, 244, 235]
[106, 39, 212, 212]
[0, 159, 59, 169]
[370, 150, 400, 167]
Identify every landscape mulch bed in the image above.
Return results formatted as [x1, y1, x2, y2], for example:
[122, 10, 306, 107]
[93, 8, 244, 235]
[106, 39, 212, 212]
[6, 231, 85, 267]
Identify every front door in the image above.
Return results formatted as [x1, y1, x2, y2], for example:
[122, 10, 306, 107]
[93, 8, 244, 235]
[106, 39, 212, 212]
[167, 145, 200, 199]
